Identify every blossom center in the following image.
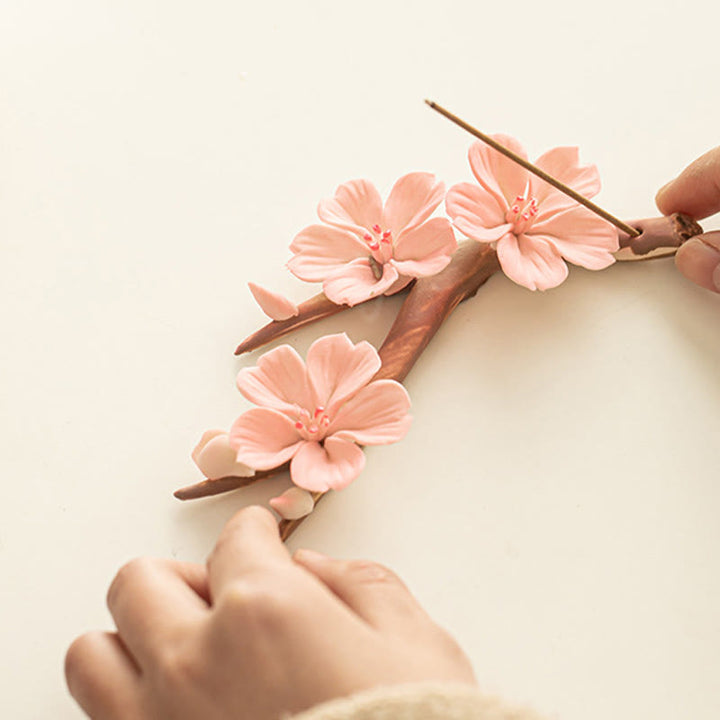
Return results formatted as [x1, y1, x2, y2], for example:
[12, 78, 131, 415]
[505, 194, 539, 235]
[363, 224, 394, 277]
[293, 405, 332, 440]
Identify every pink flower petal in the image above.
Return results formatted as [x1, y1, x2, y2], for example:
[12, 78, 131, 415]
[288, 224, 369, 282]
[269, 487, 315, 520]
[496, 233, 569, 291]
[330, 379, 412, 445]
[531, 234, 616, 272]
[468, 136, 529, 208]
[445, 182, 510, 242]
[248, 282, 299, 321]
[391, 256, 450, 278]
[236, 345, 313, 413]
[531, 207, 619, 270]
[193, 431, 255, 479]
[392, 217, 457, 277]
[528, 192, 577, 229]
[290, 437, 366, 492]
[230, 408, 304, 470]
[533, 146, 601, 203]
[322, 258, 399, 307]
[381, 172, 445, 237]
[317, 179, 383, 236]
[305, 333, 381, 412]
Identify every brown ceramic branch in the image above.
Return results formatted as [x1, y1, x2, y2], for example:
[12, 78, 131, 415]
[233, 215, 699, 362]
[374, 243, 500, 380]
[235, 292, 385, 356]
[174, 464, 289, 500]
[616, 213, 702, 257]
[274, 241, 500, 539]
[175, 243, 496, 504]
[176, 213, 703, 540]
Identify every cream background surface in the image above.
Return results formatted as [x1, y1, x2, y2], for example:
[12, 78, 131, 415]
[2, 1, 720, 718]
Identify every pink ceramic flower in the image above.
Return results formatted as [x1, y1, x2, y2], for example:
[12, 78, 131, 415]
[229, 333, 412, 492]
[288, 173, 457, 306]
[446, 137, 619, 291]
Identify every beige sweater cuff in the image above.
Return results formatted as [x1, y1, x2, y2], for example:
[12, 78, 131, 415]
[288, 683, 548, 720]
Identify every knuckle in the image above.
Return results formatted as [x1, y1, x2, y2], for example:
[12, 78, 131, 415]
[106, 557, 157, 608]
[64, 631, 102, 688]
[216, 580, 293, 629]
[152, 643, 203, 689]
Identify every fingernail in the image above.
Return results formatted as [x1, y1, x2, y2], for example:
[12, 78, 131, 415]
[294, 548, 329, 564]
[675, 237, 720, 293]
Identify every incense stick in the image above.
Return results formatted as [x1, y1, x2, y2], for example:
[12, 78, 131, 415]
[425, 100, 641, 238]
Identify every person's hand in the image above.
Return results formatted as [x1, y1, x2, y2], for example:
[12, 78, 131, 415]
[65, 506, 476, 719]
[656, 146, 720, 293]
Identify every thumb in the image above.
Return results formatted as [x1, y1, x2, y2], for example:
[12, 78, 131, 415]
[293, 549, 431, 635]
[675, 232, 720, 294]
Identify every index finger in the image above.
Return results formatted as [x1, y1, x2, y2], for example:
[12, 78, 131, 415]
[656, 146, 720, 220]
[207, 505, 291, 601]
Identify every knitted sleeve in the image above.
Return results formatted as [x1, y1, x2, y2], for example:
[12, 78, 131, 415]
[287, 683, 549, 720]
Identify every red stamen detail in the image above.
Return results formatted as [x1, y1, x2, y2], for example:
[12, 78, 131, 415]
[294, 421, 303, 430]
[363, 233, 372, 242]
[372, 224, 381, 233]
[368, 241, 379, 250]
[522, 212, 530, 221]
[314, 407, 324, 418]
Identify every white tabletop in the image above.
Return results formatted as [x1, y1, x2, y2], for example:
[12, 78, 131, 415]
[2, 1, 720, 718]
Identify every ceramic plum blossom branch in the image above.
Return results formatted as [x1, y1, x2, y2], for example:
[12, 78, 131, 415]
[175, 106, 703, 542]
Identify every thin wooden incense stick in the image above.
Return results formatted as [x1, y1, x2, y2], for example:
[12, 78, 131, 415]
[425, 100, 641, 238]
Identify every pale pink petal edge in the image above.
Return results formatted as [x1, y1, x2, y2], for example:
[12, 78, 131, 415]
[248, 282, 299, 321]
